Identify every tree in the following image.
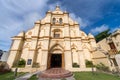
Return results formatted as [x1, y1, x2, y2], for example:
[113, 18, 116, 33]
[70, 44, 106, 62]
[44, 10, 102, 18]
[95, 29, 111, 42]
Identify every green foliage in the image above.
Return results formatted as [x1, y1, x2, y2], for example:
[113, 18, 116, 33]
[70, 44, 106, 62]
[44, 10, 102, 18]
[85, 60, 93, 67]
[72, 63, 79, 68]
[32, 63, 40, 68]
[95, 29, 111, 42]
[0, 61, 6, 69]
[0, 61, 10, 74]
[17, 58, 26, 67]
[95, 63, 109, 72]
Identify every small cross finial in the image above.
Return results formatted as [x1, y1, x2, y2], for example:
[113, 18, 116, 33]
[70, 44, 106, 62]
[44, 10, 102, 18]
[55, 5, 60, 11]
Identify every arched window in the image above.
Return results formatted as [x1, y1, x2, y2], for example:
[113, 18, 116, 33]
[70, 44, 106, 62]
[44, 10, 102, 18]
[53, 29, 61, 38]
[59, 18, 63, 24]
[54, 32, 60, 38]
[53, 18, 56, 24]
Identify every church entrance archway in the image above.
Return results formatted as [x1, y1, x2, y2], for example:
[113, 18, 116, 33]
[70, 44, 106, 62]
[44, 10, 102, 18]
[47, 44, 65, 69]
[50, 54, 62, 68]
[48, 53, 64, 69]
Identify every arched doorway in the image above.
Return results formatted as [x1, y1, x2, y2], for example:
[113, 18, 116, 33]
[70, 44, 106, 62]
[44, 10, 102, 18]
[47, 44, 64, 69]
[50, 53, 62, 68]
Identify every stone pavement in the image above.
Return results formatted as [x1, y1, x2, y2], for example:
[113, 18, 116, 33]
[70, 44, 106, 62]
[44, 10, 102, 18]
[15, 73, 33, 80]
[15, 71, 41, 80]
[15, 68, 76, 80]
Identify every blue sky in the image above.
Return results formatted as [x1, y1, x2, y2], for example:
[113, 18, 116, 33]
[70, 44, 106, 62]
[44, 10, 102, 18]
[0, 0, 120, 51]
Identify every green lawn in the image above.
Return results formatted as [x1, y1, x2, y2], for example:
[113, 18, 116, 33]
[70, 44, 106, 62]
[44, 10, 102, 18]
[0, 72, 15, 80]
[0, 72, 26, 80]
[0, 71, 120, 80]
[28, 75, 38, 80]
[74, 72, 120, 80]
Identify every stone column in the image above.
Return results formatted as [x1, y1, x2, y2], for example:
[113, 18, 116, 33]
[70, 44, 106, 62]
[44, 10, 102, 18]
[40, 23, 51, 70]
[64, 38, 72, 70]
[78, 50, 86, 68]
[64, 50, 72, 70]
[26, 38, 38, 68]
[41, 50, 48, 70]
[25, 22, 40, 68]
[7, 37, 24, 68]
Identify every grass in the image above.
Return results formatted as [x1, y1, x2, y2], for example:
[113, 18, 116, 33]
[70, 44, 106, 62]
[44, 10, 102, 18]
[0, 72, 15, 80]
[29, 72, 120, 80]
[74, 72, 120, 80]
[0, 71, 120, 80]
[0, 72, 26, 80]
[28, 74, 38, 80]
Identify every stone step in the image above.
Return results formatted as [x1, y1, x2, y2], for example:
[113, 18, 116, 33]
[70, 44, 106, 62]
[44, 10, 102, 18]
[39, 68, 73, 79]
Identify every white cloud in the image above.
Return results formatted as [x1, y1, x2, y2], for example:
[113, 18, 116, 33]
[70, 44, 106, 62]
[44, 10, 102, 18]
[90, 24, 109, 34]
[70, 13, 88, 28]
[23, 12, 43, 30]
[0, 0, 49, 50]
[0, 0, 48, 14]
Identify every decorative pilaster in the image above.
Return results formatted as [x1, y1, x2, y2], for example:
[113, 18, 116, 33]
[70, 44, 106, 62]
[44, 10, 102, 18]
[40, 50, 48, 70]
[7, 33, 24, 68]
[78, 50, 86, 68]
[64, 50, 72, 70]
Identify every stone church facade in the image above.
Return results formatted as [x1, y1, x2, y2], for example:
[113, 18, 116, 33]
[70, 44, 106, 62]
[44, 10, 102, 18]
[7, 6, 97, 72]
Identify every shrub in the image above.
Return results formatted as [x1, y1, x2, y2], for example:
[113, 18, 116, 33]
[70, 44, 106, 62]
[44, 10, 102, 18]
[95, 63, 109, 72]
[72, 63, 79, 68]
[0, 61, 6, 69]
[0, 61, 11, 74]
[85, 60, 93, 67]
[17, 58, 26, 67]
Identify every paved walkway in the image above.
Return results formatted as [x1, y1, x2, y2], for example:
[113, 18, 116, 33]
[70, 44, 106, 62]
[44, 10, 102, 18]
[15, 71, 41, 80]
[15, 69, 76, 80]
[15, 73, 33, 80]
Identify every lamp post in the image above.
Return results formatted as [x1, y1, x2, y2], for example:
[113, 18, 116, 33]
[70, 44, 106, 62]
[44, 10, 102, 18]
[14, 67, 18, 78]
[91, 61, 94, 75]
[14, 59, 19, 78]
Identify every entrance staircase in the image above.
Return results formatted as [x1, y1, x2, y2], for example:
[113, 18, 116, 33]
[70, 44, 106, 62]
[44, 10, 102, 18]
[39, 68, 73, 79]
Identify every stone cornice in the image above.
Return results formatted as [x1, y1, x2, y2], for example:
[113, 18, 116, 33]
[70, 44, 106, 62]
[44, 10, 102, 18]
[25, 36, 82, 40]
[92, 57, 107, 59]
[40, 22, 79, 26]
[12, 36, 24, 40]
[10, 49, 21, 51]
